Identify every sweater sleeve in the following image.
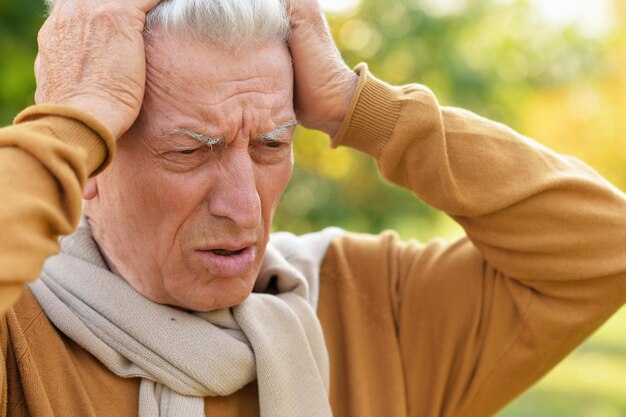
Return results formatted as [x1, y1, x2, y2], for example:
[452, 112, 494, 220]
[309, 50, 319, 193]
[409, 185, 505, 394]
[333, 65, 626, 417]
[0, 104, 114, 315]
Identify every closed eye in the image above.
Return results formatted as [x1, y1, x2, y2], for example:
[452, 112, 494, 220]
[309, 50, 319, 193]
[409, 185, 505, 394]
[178, 149, 197, 155]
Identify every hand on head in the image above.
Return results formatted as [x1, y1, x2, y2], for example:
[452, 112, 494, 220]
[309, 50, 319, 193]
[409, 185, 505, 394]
[35, 0, 357, 140]
[35, 0, 162, 139]
[286, 0, 359, 138]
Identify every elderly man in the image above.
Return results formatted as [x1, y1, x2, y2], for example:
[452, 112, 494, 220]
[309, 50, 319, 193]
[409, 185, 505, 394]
[0, 0, 625, 416]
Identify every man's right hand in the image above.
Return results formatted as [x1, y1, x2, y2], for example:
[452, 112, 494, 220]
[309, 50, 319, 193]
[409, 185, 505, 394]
[287, 0, 359, 139]
[35, 0, 161, 139]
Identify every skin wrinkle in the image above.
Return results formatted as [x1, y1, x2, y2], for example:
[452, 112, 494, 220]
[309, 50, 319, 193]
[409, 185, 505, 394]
[144, 59, 289, 142]
[210, 83, 286, 109]
[144, 64, 197, 113]
[85, 34, 296, 311]
[163, 129, 224, 149]
[207, 76, 277, 86]
[158, 103, 294, 148]
[162, 119, 298, 150]
[145, 41, 285, 109]
[241, 105, 251, 148]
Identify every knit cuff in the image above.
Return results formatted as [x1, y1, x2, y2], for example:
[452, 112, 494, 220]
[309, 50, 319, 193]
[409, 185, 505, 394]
[14, 104, 116, 176]
[331, 63, 402, 159]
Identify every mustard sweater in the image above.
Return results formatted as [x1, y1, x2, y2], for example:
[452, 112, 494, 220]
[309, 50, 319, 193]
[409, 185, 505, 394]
[1, 68, 625, 417]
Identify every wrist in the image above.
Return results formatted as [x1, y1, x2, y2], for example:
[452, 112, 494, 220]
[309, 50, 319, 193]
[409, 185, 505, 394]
[331, 65, 401, 155]
[14, 103, 116, 175]
[324, 70, 360, 138]
[56, 95, 130, 140]
[298, 68, 359, 137]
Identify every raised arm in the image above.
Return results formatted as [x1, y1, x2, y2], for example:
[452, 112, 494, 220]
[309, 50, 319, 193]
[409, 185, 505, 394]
[332, 68, 626, 417]
[287, 2, 626, 416]
[0, 0, 161, 315]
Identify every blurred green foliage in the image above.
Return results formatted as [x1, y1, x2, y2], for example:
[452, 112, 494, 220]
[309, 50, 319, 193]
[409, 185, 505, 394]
[0, 0, 43, 124]
[1, 0, 624, 416]
[276, 0, 624, 240]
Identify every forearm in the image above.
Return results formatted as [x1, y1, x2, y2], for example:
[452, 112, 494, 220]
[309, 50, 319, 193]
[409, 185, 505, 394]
[334, 66, 626, 416]
[0, 105, 113, 313]
[335, 64, 626, 288]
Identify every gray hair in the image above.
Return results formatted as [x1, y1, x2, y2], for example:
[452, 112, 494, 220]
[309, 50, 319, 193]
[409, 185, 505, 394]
[47, 0, 291, 49]
[146, 0, 290, 47]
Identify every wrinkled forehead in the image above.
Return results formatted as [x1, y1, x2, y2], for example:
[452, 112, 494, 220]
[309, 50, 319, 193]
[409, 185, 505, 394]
[137, 33, 295, 138]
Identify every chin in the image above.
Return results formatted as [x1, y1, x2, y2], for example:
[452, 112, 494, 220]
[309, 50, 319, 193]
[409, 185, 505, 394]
[167, 273, 257, 312]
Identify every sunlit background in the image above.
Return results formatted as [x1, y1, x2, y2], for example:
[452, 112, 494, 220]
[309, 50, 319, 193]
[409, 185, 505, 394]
[1, 0, 625, 415]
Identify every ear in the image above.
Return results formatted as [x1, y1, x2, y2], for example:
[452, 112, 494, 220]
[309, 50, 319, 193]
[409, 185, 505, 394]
[83, 177, 99, 200]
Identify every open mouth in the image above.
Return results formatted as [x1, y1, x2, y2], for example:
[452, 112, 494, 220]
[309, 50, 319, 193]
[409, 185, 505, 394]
[211, 248, 246, 256]
[194, 245, 256, 276]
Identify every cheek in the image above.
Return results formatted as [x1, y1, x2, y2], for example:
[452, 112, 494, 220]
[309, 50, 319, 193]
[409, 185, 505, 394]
[97, 150, 208, 244]
[153, 174, 206, 211]
[258, 158, 294, 217]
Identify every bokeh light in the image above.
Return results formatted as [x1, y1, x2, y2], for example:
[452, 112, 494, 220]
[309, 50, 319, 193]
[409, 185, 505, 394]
[318, 0, 362, 14]
[529, 0, 616, 38]
[1, 2, 625, 416]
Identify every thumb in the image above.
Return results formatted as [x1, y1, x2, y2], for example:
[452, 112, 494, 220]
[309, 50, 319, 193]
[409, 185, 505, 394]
[134, 0, 164, 13]
[34, 53, 40, 79]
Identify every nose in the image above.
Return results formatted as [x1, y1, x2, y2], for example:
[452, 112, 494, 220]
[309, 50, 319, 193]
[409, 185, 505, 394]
[206, 152, 262, 230]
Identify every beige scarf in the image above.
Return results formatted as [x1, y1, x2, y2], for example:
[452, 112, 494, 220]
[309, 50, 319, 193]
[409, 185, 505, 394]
[29, 223, 341, 417]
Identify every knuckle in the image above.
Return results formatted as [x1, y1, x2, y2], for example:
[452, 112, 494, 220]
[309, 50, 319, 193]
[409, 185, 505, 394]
[90, 2, 128, 19]
[36, 27, 47, 46]
[37, 18, 55, 46]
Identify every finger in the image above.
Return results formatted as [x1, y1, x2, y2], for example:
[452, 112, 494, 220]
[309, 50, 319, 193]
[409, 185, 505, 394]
[46, 0, 83, 15]
[34, 53, 40, 77]
[125, 0, 164, 13]
[285, 0, 294, 16]
[49, 0, 163, 16]
[44, 0, 62, 14]
[287, 0, 323, 24]
[79, 0, 163, 13]
[47, 0, 85, 21]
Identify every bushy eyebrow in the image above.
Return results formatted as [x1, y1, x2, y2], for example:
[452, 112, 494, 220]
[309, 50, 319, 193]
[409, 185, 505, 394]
[258, 120, 299, 140]
[162, 129, 223, 148]
[160, 119, 299, 148]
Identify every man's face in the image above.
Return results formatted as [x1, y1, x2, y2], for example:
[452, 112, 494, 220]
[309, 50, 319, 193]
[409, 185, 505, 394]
[85, 34, 295, 311]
